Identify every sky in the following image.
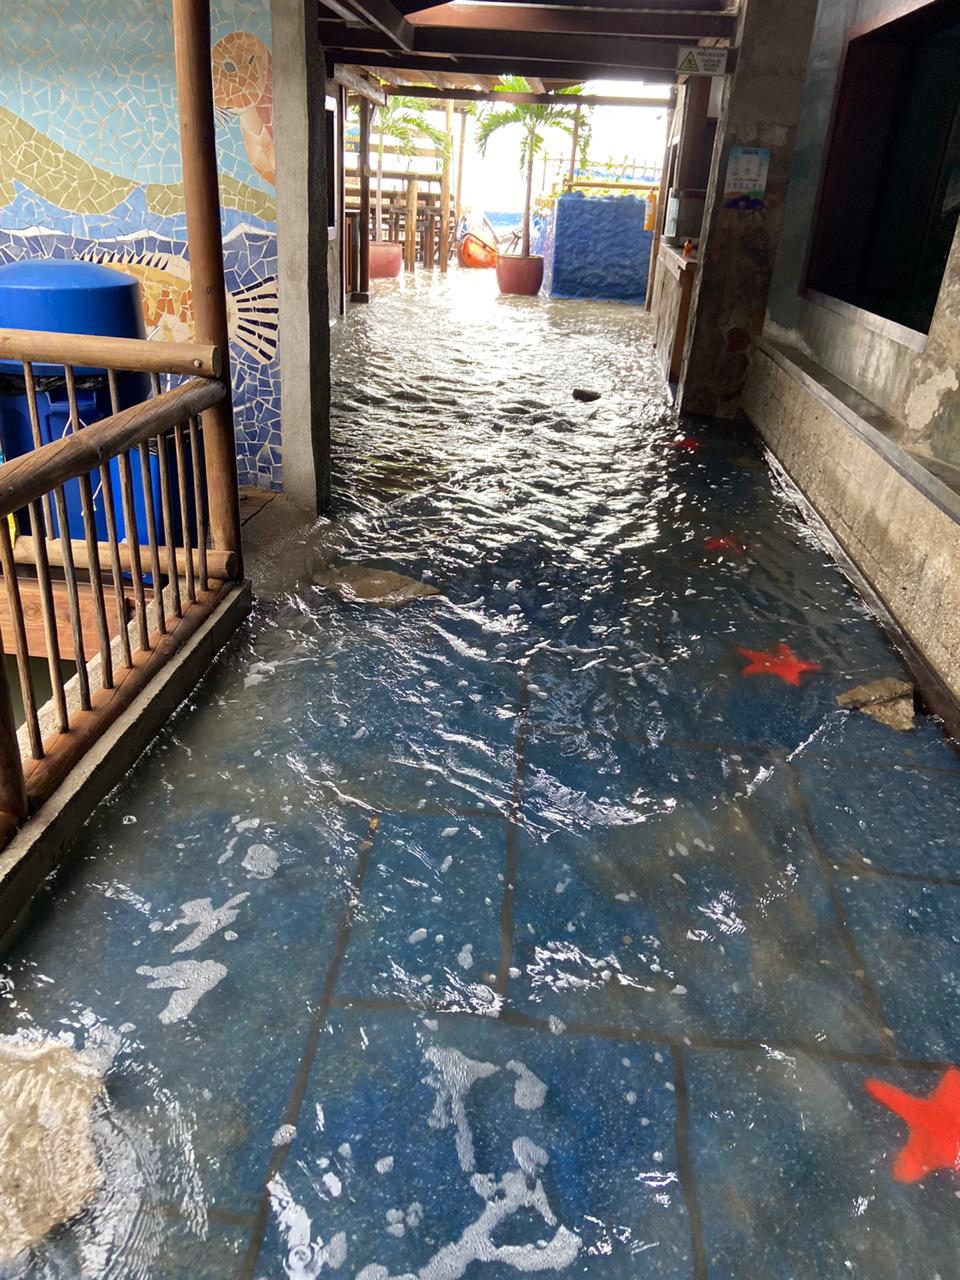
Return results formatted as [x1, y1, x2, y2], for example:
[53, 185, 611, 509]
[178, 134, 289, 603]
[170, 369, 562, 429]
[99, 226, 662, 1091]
[453, 80, 670, 220]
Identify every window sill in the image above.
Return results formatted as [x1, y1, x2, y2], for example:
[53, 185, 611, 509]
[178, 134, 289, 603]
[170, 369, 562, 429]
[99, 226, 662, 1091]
[799, 287, 928, 354]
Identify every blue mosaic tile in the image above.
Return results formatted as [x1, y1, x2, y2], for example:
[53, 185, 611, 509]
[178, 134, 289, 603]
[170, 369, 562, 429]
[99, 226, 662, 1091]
[687, 1048, 960, 1279]
[254, 1010, 694, 1278]
[840, 874, 960, 1062]
[512, 742, 888, 1052]
[336, 814, 506, 1011]
[796, 757, 960, 878]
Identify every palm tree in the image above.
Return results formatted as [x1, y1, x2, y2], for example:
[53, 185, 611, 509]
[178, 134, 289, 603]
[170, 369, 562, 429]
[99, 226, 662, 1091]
[476, 77, 590, 258]
[367, 96, 452, 242]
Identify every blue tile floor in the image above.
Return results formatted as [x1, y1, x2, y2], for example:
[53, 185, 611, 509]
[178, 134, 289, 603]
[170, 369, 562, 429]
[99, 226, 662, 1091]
[3, 272, 960, 1278]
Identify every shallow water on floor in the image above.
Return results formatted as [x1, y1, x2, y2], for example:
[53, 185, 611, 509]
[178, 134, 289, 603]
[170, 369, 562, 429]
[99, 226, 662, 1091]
[2, 271, 960, 1279]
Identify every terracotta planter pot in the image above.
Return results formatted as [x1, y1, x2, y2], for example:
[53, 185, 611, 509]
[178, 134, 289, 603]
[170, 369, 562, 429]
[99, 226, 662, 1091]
[369, 241, 403, 279]
[496, 254, 544, 297]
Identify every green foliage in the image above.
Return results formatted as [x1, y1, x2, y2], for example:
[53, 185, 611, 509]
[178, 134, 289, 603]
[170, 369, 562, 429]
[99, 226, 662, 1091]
[373, 96, 452, 158]
[475, 76, 590, 172]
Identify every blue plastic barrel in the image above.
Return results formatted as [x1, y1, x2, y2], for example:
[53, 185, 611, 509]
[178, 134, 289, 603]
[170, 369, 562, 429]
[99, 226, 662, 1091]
[0, 259, 195, 547]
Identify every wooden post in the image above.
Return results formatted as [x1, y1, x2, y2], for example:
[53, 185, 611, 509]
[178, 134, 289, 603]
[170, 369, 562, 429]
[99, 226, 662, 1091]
[454, 108, 467, 228]
[568, 106, 581, 184]
[353, 96, 371, 302]
[0, 637, 28, 825]
[404, 179, 418, 271]
[676, 76, 711, 191]
[439, 100, 453, 274]
[171, 0, 242, 570]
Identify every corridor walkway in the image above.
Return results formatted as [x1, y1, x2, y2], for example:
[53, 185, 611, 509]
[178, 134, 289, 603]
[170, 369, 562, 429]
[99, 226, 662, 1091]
[3, 272, 960, 1278]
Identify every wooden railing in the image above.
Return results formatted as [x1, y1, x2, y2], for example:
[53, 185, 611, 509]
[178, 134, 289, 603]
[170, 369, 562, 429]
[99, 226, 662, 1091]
[0, 329, 242, 850]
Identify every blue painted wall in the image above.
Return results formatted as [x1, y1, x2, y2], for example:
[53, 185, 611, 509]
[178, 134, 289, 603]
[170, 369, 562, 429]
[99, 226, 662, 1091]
[549, 193, 653, 304]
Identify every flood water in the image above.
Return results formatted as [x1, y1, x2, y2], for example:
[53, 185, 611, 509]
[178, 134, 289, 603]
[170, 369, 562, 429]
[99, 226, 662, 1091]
[3, 270, 960, 1278]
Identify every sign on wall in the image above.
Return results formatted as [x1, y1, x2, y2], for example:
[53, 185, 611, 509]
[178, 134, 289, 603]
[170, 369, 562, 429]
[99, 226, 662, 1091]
[677, 47, 728, 76]
[723, 146, 771, 210]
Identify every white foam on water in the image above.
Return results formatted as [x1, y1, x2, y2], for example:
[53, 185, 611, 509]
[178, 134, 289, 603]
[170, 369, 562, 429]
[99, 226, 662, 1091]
[169, 893, 249, 953]
[268, 1173, 348, 1276]
[135, 960, 227, 1024]
[506, 1061, 547, 1111]
[423, 1047, 498, 1173]
[242, 843, 279, 879]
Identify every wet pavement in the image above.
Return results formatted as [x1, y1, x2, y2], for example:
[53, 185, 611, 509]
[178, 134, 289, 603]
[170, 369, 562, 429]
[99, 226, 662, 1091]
[3, 270, 960, 1278]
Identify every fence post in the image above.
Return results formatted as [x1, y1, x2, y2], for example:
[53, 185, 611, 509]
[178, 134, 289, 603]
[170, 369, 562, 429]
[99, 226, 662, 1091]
[353, 97, 371, 302]
[0, 634, 28, 828]
[439, 101, 453, 274]
[405, 179, 418, 272]
[172, 0, 243, 572]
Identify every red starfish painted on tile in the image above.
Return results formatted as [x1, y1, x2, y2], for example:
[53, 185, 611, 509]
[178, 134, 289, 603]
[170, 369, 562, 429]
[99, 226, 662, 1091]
[866, 1069, 960, 1182]
[735, 643, 822, 686]
[704, 534, 746, 555]
[670, 436, 702, 451]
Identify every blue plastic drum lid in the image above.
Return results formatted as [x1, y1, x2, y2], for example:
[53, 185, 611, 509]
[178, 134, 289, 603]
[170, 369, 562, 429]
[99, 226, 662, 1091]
[0, 259, 147, 376]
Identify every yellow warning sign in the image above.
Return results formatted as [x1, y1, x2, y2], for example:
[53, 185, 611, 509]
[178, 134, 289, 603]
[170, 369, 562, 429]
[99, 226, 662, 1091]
[677, 46, 728, 76]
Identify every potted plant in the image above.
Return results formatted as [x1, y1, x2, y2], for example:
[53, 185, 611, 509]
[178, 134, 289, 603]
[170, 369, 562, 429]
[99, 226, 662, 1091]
[476, 77, 588, 296]
[362, 96, 452, 278]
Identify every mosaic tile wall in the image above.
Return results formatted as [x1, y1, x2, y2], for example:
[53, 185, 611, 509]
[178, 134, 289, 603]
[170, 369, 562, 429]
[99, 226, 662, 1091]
[0, 1, 282, 489]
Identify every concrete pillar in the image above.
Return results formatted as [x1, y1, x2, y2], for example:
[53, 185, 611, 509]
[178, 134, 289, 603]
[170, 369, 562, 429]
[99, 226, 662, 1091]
[904, 221, 960, 466]
[677, 0, 819, 418]
[271, 0, 331, 513]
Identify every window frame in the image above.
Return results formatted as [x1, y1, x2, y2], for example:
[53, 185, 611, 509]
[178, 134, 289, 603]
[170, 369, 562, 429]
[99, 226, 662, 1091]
[800, 0, 960, 348]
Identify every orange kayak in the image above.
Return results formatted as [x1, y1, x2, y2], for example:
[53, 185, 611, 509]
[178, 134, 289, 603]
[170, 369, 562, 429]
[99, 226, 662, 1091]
[458, 233, 497, 269]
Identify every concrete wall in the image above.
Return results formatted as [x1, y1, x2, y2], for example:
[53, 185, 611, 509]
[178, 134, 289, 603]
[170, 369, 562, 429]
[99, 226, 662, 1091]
[746, 341, 960, 710]
[677, 0, 820, 416]
[272, 2, 332, 513]
[763, 0, 960, 466]
[0, 0, 282, 489]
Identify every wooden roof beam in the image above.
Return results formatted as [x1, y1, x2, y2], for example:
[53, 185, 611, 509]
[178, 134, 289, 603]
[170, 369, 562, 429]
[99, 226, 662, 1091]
[330, 50, 678, 82]
[321, 26, 724, 75]
[332, 63, 389, 104]
[405, 3, 737, 40]
[378, 84, 673, 108]
[318, 0, 414, 50]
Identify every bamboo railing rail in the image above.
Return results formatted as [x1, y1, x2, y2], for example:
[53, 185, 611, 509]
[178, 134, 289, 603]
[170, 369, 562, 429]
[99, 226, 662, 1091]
[0, 342, 239, 852]
[0, 328, 221, 378]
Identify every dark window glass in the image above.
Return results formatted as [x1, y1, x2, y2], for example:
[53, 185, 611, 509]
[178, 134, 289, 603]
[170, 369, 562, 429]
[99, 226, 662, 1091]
[807, 1, 960, 334]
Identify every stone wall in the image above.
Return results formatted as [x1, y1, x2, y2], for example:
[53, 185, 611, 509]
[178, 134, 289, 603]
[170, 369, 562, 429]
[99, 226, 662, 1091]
[677, 0, 820, 417]
[762, 0, 960, 467]
[745, 341, 960, 708]
[0, 0, 282, 489]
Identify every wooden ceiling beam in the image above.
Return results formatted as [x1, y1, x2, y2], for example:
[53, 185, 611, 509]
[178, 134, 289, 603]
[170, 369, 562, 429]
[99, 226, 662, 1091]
[331, 50, 678, 81]
[392, 0, 730, 13]
[320, 26, 718, 75]
[376, 84, 673, 108]
[406, 3, 737, 40]
[332, 63, 389, 103]
[318, 0, 415, 49]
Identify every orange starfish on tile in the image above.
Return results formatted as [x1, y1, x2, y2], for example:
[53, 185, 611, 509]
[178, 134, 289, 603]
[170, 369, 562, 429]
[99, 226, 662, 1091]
[704, 534, 746, 555]
[866, 1069, 960, 1182]
[735, 642, 822, 686]
[670, 437, 702, 451]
